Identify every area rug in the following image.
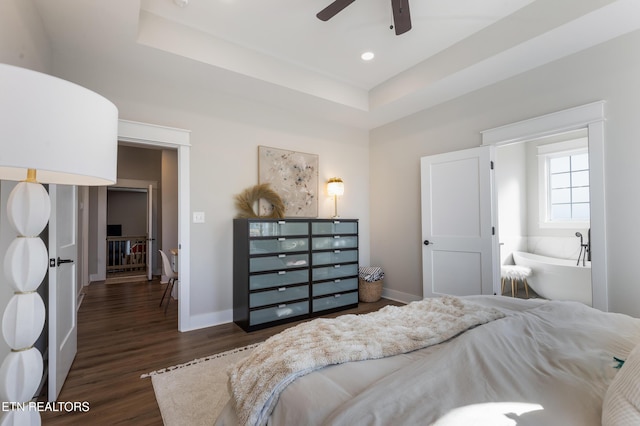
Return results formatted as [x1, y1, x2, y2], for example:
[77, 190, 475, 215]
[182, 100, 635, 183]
[141, 344, 258, 426]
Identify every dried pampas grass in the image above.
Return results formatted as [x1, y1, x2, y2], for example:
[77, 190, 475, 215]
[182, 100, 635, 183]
[234, 183, 285, 218]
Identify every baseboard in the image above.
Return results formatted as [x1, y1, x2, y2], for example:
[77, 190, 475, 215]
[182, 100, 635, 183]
[181, 309, 233, 332]
[381, 288, 421, 304]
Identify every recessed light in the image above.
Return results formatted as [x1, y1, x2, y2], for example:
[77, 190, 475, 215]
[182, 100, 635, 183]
[361, 51, 375, 61]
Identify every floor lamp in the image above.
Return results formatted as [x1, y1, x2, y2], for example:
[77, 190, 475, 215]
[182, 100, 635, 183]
[0, 64, 118, 424]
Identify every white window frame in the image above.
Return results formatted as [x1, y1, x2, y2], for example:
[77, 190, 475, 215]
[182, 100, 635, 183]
[537, 137, 589, 229]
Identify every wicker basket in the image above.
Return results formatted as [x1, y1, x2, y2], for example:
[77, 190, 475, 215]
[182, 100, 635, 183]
[359, 278, 383, 303]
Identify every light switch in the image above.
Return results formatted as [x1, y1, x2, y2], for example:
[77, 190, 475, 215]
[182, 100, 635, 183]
[193, 211, 205, 223]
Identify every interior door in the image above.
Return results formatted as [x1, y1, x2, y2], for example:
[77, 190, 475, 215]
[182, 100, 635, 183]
[421, 146, 496, 298]
[146, 184, 153, 281]
[48, 184, 78, 401]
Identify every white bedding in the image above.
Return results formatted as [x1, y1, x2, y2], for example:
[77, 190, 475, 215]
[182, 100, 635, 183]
[216, 296, 640, 426]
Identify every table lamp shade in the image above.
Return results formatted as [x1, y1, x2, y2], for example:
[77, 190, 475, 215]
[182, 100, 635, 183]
[0, 63, 118, 185]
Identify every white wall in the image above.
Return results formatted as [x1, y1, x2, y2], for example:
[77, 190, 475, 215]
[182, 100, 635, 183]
[161, 149, 179, 266]
[44, 48, 370, 324]
[0, 0, 51, 72]
[496, 133, 590, 264]
[371, 29, 640, 317]
[524, 135, 589, 260]
[495, 142, 527, 265]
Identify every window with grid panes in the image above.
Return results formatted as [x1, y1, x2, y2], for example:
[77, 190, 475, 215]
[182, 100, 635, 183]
[548, 151, 589, 221]
[537, 137, 589, 228]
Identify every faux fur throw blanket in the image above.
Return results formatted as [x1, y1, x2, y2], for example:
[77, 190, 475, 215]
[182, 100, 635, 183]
[228, 296, 505, 426]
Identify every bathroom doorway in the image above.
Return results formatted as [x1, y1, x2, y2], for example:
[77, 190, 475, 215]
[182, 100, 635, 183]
[495, 128, 592, 305]
[483, 102, 607, 310]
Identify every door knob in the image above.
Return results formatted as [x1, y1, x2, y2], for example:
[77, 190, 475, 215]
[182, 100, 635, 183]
[423, 240, 432, 246]
[57, 257, 74, 267]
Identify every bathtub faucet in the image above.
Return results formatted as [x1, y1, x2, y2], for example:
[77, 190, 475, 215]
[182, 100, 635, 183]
[576, 231, 589, 266]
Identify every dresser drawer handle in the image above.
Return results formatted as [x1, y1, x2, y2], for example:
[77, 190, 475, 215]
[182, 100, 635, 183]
[278, 271, 286, 275]
[334, 264, 341, 268]
[278, 287, 286, 292]
[334, 235, 341, 239]
[278, 254, 286, 258]
[334, 250, 341, 253]
[278, 304, 286, 308]
[278, 237, 286, 241]
[334, 294, 341, 298]
[334, 279, 341, 283]
[333, 220, 341, 224]
[278, 221, 286, 225]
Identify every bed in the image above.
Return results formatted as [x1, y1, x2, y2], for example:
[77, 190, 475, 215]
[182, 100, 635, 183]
[216, 295, 640, 426]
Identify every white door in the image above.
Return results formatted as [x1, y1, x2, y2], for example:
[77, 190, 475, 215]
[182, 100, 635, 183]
[421, 146, 496, 298]
[146, 184, 153, 281]
[48, 184, 78, 401]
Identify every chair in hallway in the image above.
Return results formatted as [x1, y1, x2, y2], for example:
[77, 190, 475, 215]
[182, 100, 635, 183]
[159, 250, 178, 314]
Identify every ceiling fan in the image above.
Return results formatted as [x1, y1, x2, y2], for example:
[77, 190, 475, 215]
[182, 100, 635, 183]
[317, 0, 412, 35]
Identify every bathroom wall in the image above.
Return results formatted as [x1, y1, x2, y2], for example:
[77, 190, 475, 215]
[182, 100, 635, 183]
[525, 131, 589, 260]
[496, 143, 527, 264]
[496, 129, 592, 263]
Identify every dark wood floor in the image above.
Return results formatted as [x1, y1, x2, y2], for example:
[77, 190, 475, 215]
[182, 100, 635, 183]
[41, 278, 401, 425]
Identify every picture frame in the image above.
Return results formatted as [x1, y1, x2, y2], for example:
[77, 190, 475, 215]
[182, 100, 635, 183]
[258, 146, 319, 217]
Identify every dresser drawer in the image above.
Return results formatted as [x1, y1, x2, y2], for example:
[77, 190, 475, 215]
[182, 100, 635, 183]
[249, 269, 309, 291]
[312, 291, 358, 312]
[312, 263, 358, 281]
[311, 221, 358, 235]
[312, 249, 358, 266]
[250, 300, 309, 326]
[249, 221, 308, 237]
[250, 253, 308, 273]
[249, 237, 308, 255]
[312, 236, 358, 250]
[313, 278, 358, 297]
[250, 285, 308, 308]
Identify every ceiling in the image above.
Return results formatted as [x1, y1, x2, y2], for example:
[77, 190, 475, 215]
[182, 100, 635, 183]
[34, 0, 640, 129]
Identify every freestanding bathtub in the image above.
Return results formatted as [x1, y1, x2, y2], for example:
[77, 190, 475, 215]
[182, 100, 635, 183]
[511, 251, 592, 306]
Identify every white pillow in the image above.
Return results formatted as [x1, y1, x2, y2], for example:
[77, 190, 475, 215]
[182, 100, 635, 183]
[602, 343, 640, 426]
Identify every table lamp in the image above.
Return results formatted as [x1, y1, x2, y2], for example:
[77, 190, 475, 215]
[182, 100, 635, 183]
[327, 177, 344, 218]
[0, 64, 118, 424]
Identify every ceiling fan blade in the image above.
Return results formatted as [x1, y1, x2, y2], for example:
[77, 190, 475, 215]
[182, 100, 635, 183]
[391, 0, 411, 35]
[317, 0, 357, 21]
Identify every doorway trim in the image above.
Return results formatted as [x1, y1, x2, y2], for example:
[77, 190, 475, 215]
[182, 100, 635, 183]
[117, 119, 192, 331]
[481, 101, 607, 311]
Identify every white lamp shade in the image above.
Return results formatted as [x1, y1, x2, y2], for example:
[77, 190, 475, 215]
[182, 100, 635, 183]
[0, 348, 43, 404]
[1, 294, 46, 350]
[6, 182, 50, 237]
[4, 238, 48, 293]
[0, 409, 42, 426]
[327, 178, 345, 196]
[0, 64, 118, 185]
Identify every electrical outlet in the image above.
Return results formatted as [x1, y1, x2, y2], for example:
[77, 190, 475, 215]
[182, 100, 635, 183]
[193, 211, 205, 223]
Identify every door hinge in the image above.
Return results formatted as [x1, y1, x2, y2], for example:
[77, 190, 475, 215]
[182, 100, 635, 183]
[490, 161, 494, 170]
[492, 226, 495, 235]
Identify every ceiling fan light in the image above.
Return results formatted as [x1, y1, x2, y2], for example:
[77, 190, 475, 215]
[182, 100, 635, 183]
[361, 51, 375, 61]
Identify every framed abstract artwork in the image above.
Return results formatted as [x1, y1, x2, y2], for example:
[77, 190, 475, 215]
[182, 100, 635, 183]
[258, 146, 319, 217]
